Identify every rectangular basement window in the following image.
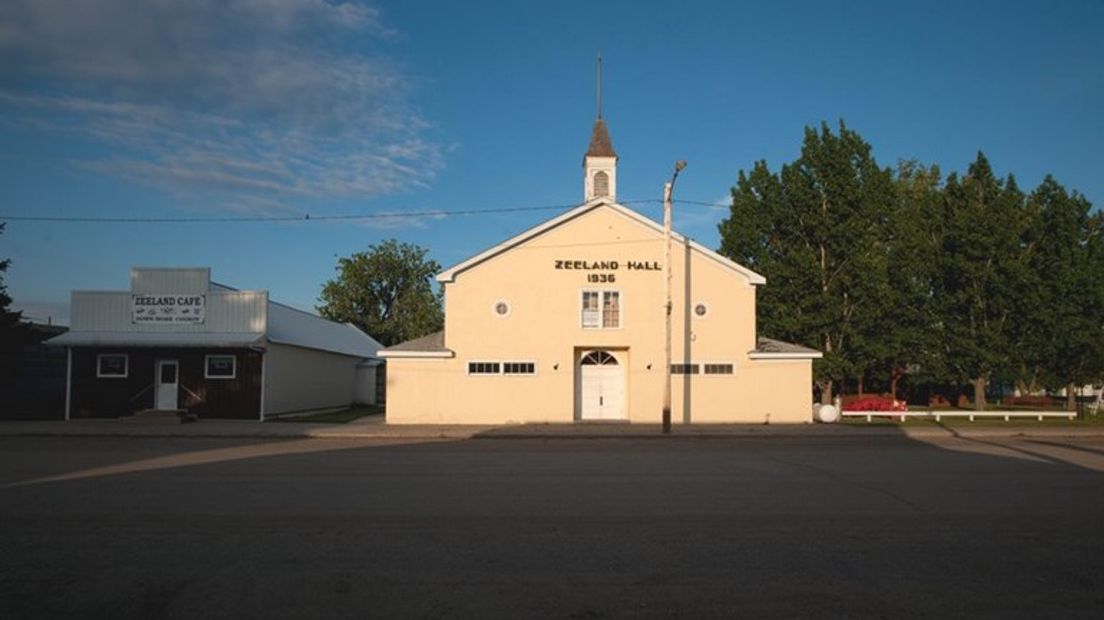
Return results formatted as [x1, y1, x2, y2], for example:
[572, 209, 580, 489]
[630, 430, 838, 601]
[96, 353, 128, 378]
[703, 363, 735, 375]
[503, 361, 536, 375]
[468, 361, 502, 375]
[205, 354, 237, 379]
[670, 363, 700, 375]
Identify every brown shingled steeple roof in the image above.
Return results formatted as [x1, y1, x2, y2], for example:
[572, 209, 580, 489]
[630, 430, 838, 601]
[585, 118, 617, 158]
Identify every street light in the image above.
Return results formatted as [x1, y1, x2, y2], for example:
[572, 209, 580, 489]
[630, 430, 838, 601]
[662, 160, 687, 434]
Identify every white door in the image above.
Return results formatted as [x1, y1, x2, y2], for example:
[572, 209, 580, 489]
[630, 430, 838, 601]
[156, 360, 179, 410]
[578, 351, 624, 420]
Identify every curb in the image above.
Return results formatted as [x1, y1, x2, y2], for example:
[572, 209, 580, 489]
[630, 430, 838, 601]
[4, 424, 1104, 441]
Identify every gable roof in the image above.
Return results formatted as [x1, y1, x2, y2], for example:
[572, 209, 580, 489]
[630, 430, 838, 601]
[750, 337, 822, 359]
[378, 330, 454, 358]
[214, 281, 382, 358]
[266, 300, 382, 359]
[436, 200, 766, 285]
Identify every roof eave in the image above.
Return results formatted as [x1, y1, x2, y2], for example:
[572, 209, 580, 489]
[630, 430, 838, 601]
[748, 352, 823, 360]
[435, 200, 766, 285]
[378, 350, 455, 359]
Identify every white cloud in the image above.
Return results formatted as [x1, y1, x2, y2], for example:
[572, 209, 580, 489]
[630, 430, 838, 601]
[0, 1, 441, 219]
[358, 209, 447, 230]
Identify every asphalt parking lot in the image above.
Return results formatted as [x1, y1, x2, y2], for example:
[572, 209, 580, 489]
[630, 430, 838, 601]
[2, 434, 1104, 619]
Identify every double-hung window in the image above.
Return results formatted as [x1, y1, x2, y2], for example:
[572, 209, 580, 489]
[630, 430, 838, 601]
[582, 290, 620, 329]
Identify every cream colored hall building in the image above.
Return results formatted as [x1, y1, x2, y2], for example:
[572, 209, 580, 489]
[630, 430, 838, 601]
[380, 118, 821, 425]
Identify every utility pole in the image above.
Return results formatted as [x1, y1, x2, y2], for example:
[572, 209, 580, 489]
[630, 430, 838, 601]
[662, 160, 687, 434]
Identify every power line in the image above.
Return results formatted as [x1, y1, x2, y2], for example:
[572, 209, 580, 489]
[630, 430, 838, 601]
[0, 198, 725, 225]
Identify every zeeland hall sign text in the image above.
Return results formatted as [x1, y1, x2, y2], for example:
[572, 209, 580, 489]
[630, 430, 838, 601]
[554, 259, 661, 283]
[131, 294, 206, 324]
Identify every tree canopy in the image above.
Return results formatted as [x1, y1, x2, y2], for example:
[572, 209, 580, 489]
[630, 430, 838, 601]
[719, 122, 1104, 410]
[317, 239, 444, 347]
[720, 121, 896, 403]
[0, 223, 23, 337]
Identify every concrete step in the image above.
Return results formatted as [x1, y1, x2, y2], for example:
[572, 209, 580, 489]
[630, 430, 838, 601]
[122, 409, 187, 424]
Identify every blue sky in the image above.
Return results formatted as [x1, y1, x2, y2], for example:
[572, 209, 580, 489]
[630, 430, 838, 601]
[2, 0, 1102, 325]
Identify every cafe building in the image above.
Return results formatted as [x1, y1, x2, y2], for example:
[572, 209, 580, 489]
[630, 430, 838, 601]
[49, 267, 382, 420]
[379, 117, 821, 424]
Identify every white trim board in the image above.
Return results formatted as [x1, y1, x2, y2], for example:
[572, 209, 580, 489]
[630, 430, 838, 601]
[436, 200, 766, 286]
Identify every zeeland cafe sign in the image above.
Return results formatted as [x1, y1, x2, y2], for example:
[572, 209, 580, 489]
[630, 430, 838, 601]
[131, 294, 206, 324]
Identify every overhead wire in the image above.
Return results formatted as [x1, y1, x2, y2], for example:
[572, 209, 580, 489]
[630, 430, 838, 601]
[0, 198, 725, 225]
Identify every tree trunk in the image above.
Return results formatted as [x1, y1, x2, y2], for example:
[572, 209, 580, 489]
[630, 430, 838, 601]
[1066, 382, 1077, 412]
[818, 380, 833, 405]
[972, 377, 987, 411]
[890, 374, 900, 402]
[858, 375, 865, 398]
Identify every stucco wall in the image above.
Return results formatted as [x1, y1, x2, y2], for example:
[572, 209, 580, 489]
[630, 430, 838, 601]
[386, 205, 816, 425]
[263, 344, 359, 415]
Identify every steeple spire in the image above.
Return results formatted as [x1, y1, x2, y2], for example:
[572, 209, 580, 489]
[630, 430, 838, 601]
[596, 52, 602, 120]
[583, 54, 617, 201]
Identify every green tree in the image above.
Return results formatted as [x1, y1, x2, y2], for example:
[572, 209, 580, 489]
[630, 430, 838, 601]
[1, 223, 28, 376]
[1020, 177, 1104, 409]
[933, 153, 1032, 410]
[875, 161, 945, 399]
[719, 121, 896, 404]
[317, 239, 443, 347]
[0, 223, 23, 335]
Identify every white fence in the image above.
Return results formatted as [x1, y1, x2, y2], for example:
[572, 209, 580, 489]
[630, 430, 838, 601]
[842, 410, 1077, 423]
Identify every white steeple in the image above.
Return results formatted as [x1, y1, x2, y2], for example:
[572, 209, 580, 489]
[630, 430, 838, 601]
[584, 55, 617, 202]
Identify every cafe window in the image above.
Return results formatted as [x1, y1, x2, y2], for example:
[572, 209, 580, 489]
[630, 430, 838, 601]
[205, 355, 237, 379]
[96, 354, 128, 378]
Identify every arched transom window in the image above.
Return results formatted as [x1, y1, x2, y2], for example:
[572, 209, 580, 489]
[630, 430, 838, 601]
[580, 351, 618, 366]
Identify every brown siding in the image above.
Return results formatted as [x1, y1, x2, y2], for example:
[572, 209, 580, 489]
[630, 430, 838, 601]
[70, 347, 262, 420]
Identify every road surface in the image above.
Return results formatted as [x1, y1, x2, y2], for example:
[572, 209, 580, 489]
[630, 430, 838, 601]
[2, 434, 1103, 618]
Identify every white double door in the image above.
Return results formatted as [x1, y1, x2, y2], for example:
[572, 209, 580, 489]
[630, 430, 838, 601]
[578, 350, 624, 421]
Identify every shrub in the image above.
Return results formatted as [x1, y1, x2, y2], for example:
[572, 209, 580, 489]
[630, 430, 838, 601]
[1000, 395, 1054, 408]
[929, 394, 951, 408]
[842, 396, 908, 412]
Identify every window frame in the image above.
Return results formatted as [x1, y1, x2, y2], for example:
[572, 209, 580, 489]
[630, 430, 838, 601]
[580, 288, 623, 330]
[670, 363, 700, 375]
[467, 361, 502, 376]
[491, 300, 512, 318]
[502, 361, 537, 376]
[702, 361, 736, 376]
[96, 353, 129, 378]
[204, 354, 237, 380]
[467, 360, 537, 376]
[593, 170, 610, 197]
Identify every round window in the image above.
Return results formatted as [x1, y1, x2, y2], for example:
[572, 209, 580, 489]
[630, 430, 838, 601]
[493, 301, 510, 317]
[694, 303, 708, 318]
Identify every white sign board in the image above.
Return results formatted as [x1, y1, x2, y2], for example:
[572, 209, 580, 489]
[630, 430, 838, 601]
[131, 294, 206, 324]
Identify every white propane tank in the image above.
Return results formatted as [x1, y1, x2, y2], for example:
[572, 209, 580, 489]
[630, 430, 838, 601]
[815, 404, 840, 423]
